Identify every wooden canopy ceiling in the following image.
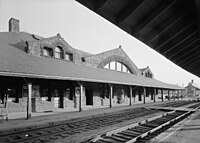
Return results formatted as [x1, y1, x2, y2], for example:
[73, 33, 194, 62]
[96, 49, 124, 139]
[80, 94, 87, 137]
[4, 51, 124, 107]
[77, 0, 200, 77]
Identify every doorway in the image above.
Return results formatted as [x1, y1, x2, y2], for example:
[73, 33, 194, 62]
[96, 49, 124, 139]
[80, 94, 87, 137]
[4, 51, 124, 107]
[86, 88, 93, 105]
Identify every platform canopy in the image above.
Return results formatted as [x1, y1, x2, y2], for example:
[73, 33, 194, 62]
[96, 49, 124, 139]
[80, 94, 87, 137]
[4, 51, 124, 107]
[77, 0, 200, 78]
[0, 32, 182, 90]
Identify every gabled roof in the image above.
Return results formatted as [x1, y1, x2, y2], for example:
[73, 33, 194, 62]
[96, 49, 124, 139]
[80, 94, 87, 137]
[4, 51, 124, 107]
[85, 46, 141, 75]
[0, 32, 182, 90]
[186, 82, 200, 90]
[140, 67, 148, 73]
[37, 34, 93, 57]
[140, 66, 152, 73]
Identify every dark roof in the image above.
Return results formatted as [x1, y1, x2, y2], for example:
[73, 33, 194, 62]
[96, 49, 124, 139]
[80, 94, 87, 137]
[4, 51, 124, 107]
[0, 32, 182, 89]
[77, 0, 200, 78]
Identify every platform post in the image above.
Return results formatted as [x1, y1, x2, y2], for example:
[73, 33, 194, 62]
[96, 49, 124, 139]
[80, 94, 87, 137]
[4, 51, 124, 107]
[109, 84, 113, 108]
[154, 88, 156, 102]
[129, 86, 132, 106]
[143, 87, 146, 104]
[27, 83, 32, 120]
[178, 90, 180, 100]
[168, 90, 170, 101]
[161, 89, 164, 102]
[79, 83, 83, 112]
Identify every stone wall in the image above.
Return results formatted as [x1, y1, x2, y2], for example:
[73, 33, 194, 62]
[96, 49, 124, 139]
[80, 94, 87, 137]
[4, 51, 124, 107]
[101, 98, 109, 106]
[93, 96, 102, 106]
[32, 97, 54, 112]
[63, 97, 74, 108]
[6, 98, 27, 113]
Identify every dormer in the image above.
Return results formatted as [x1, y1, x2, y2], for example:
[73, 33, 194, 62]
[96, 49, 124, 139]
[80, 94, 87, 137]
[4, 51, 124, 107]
[26, 34, 74, 62]
[140, 66, 154, 78]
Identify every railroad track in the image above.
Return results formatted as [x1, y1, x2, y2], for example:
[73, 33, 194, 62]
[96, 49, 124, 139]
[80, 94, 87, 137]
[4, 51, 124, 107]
[157, 100, 197, 107]
[0, 108, 160, 143]
[86, 103, 200, 143]
[187, 102, 200, 109]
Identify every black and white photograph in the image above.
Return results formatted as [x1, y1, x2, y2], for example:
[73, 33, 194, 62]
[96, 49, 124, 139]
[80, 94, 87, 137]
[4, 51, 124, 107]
[0, 0, 200, 143]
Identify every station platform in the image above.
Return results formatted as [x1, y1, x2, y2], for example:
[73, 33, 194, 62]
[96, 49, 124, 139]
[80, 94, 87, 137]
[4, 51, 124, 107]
[0, 101, 165, 132]
[150, 109, 200, 143]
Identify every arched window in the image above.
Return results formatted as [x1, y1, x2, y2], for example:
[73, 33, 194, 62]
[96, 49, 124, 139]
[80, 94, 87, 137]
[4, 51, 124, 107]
[55, 46, 63, 59]
[103, 61, 131, 73]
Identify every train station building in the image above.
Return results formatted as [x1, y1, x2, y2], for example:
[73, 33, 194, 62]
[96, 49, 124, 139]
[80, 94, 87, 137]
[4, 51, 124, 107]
[0, 18, 183, 115]
[185, 80, 200, 99]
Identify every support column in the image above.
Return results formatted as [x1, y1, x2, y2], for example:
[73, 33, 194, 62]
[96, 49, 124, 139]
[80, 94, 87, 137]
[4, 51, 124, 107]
[27, 83, 32, 120]
[168, 90, 170, 101]
[181, 89, 183, 99]
[154, 88, 156, 103]
[109, 84, 113, 108]
[143, 87, 146, 104]
[177, 90, 180, 100]
[161, 89, 164, 102]
[133, 88, 136, 102]
[79, 83, 83, 112]
[129, 86, 132, 106]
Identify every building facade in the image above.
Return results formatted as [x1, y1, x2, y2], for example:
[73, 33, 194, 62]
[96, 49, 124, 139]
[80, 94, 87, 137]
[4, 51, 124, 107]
[185, 80, 200, 98]
[0, 18, 182, 115]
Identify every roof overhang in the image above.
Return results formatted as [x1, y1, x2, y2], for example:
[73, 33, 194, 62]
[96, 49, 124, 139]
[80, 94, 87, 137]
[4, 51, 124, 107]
[77, 0, 200, 78]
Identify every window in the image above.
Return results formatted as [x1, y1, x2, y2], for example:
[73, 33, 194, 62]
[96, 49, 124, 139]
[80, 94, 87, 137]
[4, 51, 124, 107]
[43, 47, 53, 57]
[55, 46, 63, 59]
[104, 63, 109, 69]
[65, 52, 73, 61]
[103, 61, 132, 73]
[41, 88, 49, 101]
[81, 57, 85, 62]
[122, 65, 126, 72]
[110, 62, 115, 70]
[117, 62, 121, 71]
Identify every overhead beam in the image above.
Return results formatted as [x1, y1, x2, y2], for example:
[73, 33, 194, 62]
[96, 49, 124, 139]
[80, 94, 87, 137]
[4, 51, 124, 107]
[179, 51, 200, 67]
[154, 22, 195, 51]
[168, 39, 200, 60]
[184, 58, 200, 72]
[147, 13, 187, 44]
[95, 0, 107, 11]
[162, 31, 198, 55]
[116, 0, 144, 24]
[194, 0, 200, 34]
[172, 44, 200, 63]
[132, 0, 177, 35]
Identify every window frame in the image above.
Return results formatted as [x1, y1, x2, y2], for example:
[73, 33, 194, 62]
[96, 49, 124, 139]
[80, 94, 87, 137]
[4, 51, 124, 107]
[65, 52, 73, 61]
[55, 46, 63, 59]
[43, 46, 53, 57]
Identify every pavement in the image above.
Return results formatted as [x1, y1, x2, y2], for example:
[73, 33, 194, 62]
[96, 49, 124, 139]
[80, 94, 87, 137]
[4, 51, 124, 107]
[150, 109, 200, 143]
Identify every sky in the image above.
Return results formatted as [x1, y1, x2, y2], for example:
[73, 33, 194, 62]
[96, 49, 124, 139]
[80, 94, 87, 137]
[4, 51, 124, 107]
[0, 0, 200, 87]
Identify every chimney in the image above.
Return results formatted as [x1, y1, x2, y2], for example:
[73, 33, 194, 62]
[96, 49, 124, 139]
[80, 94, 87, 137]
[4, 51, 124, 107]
[191, 80, 194, 83]
[9, 18, 20, 32]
